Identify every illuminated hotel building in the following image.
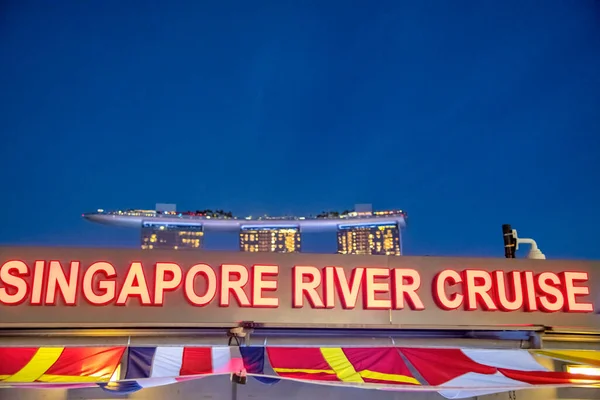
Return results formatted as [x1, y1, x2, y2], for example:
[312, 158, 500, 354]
[84, 203, 405, 254]
[337, 223, 401, 256]
[240, 227, 301, 253]
[141, 222, 204, 250]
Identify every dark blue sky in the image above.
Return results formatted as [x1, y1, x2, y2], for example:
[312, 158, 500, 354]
[1, 1, 599, 259]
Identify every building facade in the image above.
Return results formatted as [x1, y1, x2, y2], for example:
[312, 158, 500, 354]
[239, 227, 301, 253]
[337, 223, 401, 256]
[141, 222, 204, 250]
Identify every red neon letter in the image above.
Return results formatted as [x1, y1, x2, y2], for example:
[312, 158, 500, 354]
[363, 268, 391, 309]
[323, 267, 335, 308]
[0, 260, 29, 305]
[523, 271, 538, 311]
[220, 264, 251, 307]
[493, 271, 523, 311]
[292, 266, 324, 308]
[184, 264, 217, 306]
[464, 270, 497, 311]
[82, 262, 117, 305]
[154, 263, 182, 305]
[433, 270, 463, 310]
[536, 272, 564, 312]
[335, 267, 364, 309]
[30, 261, 45, 305]
[561, 272, 593, 312]
[116, 262, 151, 305]
[392, 268, 424, 310]
[252, 265, 279, 308]
[45, 261, 80, 305]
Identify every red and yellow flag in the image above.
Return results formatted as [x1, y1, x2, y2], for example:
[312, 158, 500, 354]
[267, 347, 419, 385]
[0, 347, 125, 383]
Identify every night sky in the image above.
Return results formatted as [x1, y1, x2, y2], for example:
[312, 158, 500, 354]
[1, 1, 599, 259]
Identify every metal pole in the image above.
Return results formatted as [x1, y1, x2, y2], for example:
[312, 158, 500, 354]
[503, 224, 516, 258]
[231, 379, 238, 400]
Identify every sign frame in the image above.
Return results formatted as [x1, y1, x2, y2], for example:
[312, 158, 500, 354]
[1, 246, 598, 333]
